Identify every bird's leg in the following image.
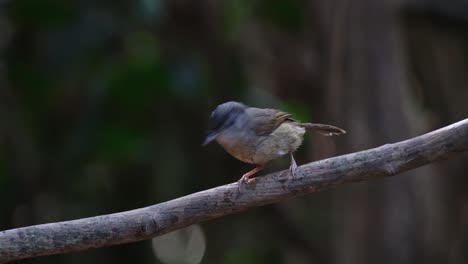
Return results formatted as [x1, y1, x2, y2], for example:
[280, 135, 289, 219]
[239, 165, 265, 184]
[289, 152, 298, 177]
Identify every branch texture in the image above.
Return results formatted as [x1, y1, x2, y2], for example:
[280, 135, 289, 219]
[1, 119, 468, 262]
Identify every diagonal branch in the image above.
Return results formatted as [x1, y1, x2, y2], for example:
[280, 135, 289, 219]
[1, 118, 468, 263]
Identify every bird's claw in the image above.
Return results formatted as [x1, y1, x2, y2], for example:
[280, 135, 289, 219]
[289, 163, 297, 178]
[237, 165, 264, 191]
[289, 152, 298, 178]
[237, 175, 256, 191]
[246, 178, 256, 184]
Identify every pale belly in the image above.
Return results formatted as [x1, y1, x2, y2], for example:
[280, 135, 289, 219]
[252, 123, 305, 164]
[216, 122, 305, 165]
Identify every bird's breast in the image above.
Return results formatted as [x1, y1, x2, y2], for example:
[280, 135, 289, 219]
[215, 130, 258, 164]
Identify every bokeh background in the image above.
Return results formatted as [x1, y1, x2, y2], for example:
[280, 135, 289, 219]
[1, 0, 468, 263]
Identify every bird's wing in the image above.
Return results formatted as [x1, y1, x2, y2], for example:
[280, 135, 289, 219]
[246, 107, 295, 136]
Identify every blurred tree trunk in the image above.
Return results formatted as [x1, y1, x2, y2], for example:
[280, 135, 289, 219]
[316, 0, 444, 263]
[315, 0, 468, 262]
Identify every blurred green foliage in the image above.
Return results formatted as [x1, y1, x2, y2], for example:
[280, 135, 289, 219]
[11, 0, 78, 29]
[280, 99, 312, 123]
[256, 0, 305, 33]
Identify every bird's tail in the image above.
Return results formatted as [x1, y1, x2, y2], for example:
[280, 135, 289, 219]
[299, 123, 346, 136]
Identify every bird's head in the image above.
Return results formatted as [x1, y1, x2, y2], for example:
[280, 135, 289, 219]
[203, 101, 246, 146]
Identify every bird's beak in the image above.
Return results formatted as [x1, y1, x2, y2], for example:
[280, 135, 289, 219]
[202, 131, 218, 146]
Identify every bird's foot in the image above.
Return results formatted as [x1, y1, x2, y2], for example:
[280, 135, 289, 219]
[238, 174, 255, 184]
[289, 152, 298, 178]
[238, 165, 264, 191]
[237, 177, 256, 191]
[289, 162, 297, 178]
[246, 178, 256, 184]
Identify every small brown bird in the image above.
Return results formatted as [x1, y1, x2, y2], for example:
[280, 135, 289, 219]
[203, 101, 346, 184]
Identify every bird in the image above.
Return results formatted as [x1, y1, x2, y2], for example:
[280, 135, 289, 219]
[203, 101, 346, 185]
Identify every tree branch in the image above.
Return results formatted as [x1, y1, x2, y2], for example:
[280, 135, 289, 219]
[1, 119, 468, 263]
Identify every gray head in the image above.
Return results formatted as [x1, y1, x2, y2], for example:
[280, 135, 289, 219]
[203, 101, 247, 146]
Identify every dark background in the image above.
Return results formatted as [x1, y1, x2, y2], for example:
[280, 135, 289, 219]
[0, 0, 468, 263]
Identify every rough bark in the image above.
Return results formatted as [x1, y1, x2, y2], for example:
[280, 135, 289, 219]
[0, 118, 468, 263]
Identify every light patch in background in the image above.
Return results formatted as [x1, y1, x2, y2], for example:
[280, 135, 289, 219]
[152, 224, 206, 264]
[139, 0, 164, 23]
